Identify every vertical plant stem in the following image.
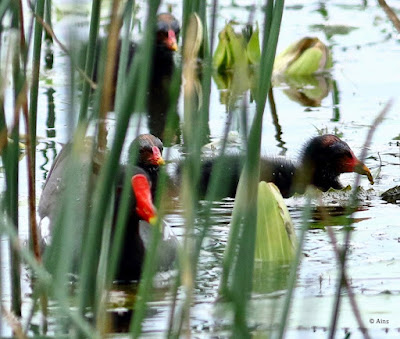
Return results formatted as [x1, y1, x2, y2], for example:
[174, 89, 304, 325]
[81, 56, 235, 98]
[277, 197, 311, 338]
[29, 0, 45, 166]
[177, 4, 209, 334]
[77, 0, 161, 328]
[20, 4, 42, 266]
[78, 0, 101, 122]
[98, 0, 122, 150]
[217, 1, 285, 336]
[6, 5, 23, 318]
[115, 0, 135, 112]
[0, 19, 5, 335]
[378, 0, 400, 33]
[328, 101, 391, 339]
[21, 1, 49, 332]
[168, 6, 218, 335]
[44, 0, 52, 42]
[324, 219, 371, 339]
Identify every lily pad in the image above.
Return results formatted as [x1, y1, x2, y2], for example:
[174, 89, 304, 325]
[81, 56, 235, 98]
[310, 23, 358, 36]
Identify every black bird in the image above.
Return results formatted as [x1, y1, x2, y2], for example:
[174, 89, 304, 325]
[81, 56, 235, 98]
[38, 133, 177, 282]
[173, 134, 374, 199]
[112, 166, 177, 282]
[128, 133, 165, 198]
[91, 13, 181, 142]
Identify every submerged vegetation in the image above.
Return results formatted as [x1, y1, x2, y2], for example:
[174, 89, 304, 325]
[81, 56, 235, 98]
[0, 0, 399, 338]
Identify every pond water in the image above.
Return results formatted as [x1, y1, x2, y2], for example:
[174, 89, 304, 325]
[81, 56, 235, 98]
[1, 0, 400, 338]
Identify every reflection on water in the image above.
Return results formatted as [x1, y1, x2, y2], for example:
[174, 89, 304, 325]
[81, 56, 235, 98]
[38, 87, 58, 181]
[273, 73, 332, 107]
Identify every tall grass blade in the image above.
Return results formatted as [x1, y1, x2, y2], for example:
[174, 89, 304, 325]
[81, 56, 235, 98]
[77, 0, 161, 327]
[29, 0, 45, 162]
[7, 12, 23, 317]
[217, 1, 285, 336]
[78, 0, 101, 122]
[277, 196, 311, 338]
[114, 0, 135, 112]
[328, 101, 392, 339]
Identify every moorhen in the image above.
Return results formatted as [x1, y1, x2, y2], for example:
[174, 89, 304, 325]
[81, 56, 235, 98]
[38, 133, 177, 281]
[91, 13, 181, 141]
[172, 134, 374, 199]
[38, 134, 165, 234]
[113, 166, 178, 282]
[127, 133, 165, 198]
[92, 13, 179, 91]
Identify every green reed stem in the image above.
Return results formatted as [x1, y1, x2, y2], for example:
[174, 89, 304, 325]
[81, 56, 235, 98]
[0, 21, 5, 336]
[115, 0, 135, 112]
[78, 0, 101, 122]
[77, 0, 161, 326]
[103, 0, 140, 290]
[29, 0, 45, 162]
[174, 2, 214, 334]
[4, 7, 24, 317]
[277, 197, 311, 338]
[328, 101, 392, 339]
[1, 204, 96, 337]
[0, 0, 12, 21]
[218, 1, 284, 336]
[44, 0, 52, 42]
[167, 4, 218, 336]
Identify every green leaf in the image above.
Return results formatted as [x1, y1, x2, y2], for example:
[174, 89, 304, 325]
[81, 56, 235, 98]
[225, 25, 247, 67]
[273, 37, 332, 76]
[213, 35, 228, 70]
[255, 182, 297, 262]
[286, 46, 323, 75]
[246, 25, 261, 64]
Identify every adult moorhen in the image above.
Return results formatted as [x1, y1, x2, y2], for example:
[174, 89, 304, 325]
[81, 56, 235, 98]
[38, 134, 177, 282]
[127, 133, 165, 198]
[173, 134, 374, 199]
[38, 134, 164, 233]
[91, 13, 181, 141]
[113, 166, 178, 282]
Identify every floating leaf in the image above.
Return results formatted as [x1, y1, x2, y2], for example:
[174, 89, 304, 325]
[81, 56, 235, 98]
[255, 182, 297, 262]
[310, 24, 358, 36]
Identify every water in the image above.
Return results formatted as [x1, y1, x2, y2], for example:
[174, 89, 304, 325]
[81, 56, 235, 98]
[1, 0, 400, 337]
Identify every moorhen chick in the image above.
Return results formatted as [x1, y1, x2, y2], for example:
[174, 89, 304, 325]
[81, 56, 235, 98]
[38, 133, 177, 281]
[174, 134, 374, 199]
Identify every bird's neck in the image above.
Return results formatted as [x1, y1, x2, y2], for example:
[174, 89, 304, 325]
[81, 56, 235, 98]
[296, 160, 342, 192]
[152, 45, 175, 81]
